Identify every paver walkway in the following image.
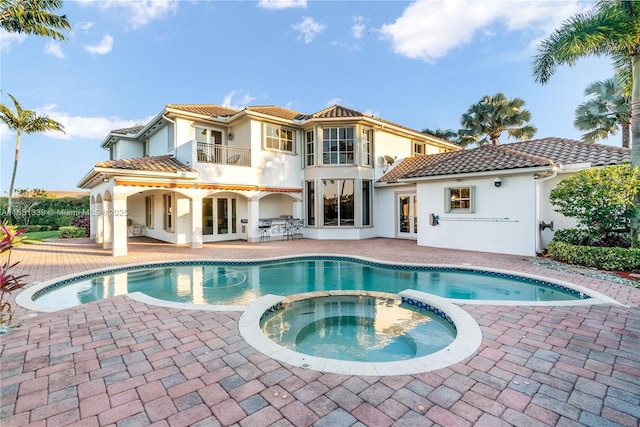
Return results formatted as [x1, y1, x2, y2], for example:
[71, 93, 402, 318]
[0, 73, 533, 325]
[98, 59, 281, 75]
[1, 237, 638, 426]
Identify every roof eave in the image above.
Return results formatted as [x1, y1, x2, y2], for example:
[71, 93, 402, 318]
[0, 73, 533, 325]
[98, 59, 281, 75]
[393, 166, 556, 183]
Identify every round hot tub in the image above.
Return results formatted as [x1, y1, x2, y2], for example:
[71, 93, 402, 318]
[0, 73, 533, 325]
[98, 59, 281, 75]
[239, 290, 483, 376]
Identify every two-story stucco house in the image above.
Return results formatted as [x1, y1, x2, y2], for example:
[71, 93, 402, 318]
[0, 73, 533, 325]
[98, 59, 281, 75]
[78, 104, 459, 256]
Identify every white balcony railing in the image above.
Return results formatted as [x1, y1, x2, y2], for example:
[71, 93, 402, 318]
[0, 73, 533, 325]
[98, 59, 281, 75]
[197, 143, 251, 167]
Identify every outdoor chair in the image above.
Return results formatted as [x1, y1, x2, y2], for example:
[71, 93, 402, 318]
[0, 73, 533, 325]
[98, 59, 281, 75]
[259, 220, 272, 242]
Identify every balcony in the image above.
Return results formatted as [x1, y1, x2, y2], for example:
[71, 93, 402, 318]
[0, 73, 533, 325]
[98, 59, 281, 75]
[197, 143, 251, 167]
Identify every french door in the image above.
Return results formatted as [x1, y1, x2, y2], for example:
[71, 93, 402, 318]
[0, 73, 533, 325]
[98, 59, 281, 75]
[398, 194, 417, 238]
[202, 197, 237, 240]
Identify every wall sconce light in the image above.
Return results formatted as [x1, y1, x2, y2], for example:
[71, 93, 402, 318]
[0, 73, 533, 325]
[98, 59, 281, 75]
[228, 132, 234, 141]
[494, 177, 502, 188]
[102, 176, 109, 182]
[533, 173, 540, 179]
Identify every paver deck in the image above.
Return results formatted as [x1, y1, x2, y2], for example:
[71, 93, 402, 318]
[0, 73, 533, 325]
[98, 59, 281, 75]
[1, 237, 639, 426]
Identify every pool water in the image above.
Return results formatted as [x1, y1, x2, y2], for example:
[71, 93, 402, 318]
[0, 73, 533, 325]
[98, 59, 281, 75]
[260, 295, 456, 362]
[32, 257, 586, 309]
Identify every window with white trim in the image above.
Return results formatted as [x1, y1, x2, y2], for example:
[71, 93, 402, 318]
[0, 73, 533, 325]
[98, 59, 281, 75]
[265, 124, 294, 152]
[163, 193, 174, 232]
[145, 196, 154, 228]
[445, 186, 475, 213]
[362, 128, 372, 166]
[322, 127, 354, 165]
[413, 142, 426, 157]
[305, 130, 315, 166]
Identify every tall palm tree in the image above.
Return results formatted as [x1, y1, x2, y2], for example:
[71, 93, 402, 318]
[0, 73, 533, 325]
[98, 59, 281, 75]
[574, 78, 631, 147]
[458, 93, 537, 146]
[0, 93, 65, 221]
[421, 128, 459, 143]
[0, 0, 70, 40]
[532, 0, 640, 246]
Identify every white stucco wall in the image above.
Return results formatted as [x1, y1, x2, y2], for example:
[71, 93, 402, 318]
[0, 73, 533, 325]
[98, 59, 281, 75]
[537, 172, 579, 248]
[148, 126, 171, 156]
[416, 174, 538, 256]
[115, 139, 143, 159]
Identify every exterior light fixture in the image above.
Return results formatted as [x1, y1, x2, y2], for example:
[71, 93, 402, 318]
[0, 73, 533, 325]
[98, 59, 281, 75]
[533, 173, 540, 179]
[228, 132, 234, 140]
[494, 177, 502, 188]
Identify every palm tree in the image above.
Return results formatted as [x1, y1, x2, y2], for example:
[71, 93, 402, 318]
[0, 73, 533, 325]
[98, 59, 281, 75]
[532, 0, 640, 246]
[574, 78, 631, 147]
[0, 93, 65, 221]
[421, 128, 459, 143]
[0, 0, 70, 40]
[458, 93, 537, 146]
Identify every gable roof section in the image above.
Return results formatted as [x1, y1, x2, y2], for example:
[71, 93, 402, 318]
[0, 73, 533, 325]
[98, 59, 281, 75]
[111, 125, 144, 135]
[166, 104, 239, 117]
[95, 155, 195, 173]
[306, 105, 367, 119]
[379, 137, 630, 183]
[244, 106, 305, 120]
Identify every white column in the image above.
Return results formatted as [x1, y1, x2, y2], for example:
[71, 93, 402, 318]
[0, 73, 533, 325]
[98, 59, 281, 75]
[292, 199, 303, 219]
[190, 194, 203, 249]
[89, 199, 96, 240]
[102, 200, 112, 249]
[95, 201, 103, 244]
[111, 196, 128, 256]
[247, 198, 260, 242]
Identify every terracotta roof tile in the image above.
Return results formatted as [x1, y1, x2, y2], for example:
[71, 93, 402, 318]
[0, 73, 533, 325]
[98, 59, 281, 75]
[245, 105, 306, 120]
[96, 155, 195, 173]
[111, 125, 144, 135]
[379, 137, 630, 183]
[166, 104, 239, 117]
[306, 105, 367, 119]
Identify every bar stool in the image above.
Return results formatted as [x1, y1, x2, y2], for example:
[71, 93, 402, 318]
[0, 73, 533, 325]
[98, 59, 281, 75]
[259, 220, 272, 242]
[282, 219, 294, 241]
[292, 219, 303, 239]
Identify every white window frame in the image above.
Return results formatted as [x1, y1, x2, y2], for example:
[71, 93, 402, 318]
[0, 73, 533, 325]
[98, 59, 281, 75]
[163, 193, 174, 232]
[445, 186, 475, 213]
[413, 142, 426, 157]
[305, 130, 315, 166]
[145, 195, 154, 229]
[362, 128, 372, 166]
[322, 126, 355, 165]
[264, 124, 295, 153]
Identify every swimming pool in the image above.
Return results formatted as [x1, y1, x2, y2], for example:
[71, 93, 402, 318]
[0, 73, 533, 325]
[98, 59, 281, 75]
[18, 255, 609, 312]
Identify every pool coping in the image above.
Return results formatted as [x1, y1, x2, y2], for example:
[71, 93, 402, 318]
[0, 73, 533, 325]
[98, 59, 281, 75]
[238, 290, 484, 376]
[14, 253, 623, 313]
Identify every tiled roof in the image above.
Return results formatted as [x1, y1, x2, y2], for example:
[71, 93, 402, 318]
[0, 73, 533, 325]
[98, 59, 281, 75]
[306, 105, 368, 119]
[95, 155, 195, 173]
[166, 104, 239, 117]
[379, 137, 630, 183]
[111, 125, 144, 135]
[245, 106, 305, 120]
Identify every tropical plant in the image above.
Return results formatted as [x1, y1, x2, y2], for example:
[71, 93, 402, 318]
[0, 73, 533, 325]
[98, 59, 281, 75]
[0, 0, 70, 40]
[421, 128, 459, 143]
[549, 164, 640, 245]
[532, 0, 640, 246]
[0, 221, 27, 328]
[0, 93, 65, 222]
[574, 78, 631, 147]
[458, 93, 537, 146]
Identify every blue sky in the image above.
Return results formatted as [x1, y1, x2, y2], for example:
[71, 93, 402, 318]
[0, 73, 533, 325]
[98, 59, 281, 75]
[0, 0, 617, 193]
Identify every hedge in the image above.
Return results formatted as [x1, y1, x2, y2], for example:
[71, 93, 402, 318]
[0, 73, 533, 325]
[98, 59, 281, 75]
[58, 226, 87, 238]
[546, 241, 640, 272]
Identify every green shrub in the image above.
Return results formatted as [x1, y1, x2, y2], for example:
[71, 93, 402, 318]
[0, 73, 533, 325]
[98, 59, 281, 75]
[552, 228, 588, 245]
[547, 241, 640, 272]
[58, 226, 87, 238]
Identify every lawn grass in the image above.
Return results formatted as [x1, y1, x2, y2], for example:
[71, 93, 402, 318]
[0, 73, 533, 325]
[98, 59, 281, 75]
[21, 230, 60, 243]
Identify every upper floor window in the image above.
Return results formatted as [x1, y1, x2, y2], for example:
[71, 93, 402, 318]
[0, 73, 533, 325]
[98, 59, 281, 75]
[265, 125, 294, 152]
[195, 127, 223, 146]
[305, 130, 315, 166]
[413, 142, 426, 157]
[445, 186, 475, 213]
[362, 128, 372, 166]
[322, 127, 354, 165]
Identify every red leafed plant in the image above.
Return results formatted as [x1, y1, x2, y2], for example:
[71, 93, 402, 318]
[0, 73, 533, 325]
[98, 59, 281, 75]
[1, 221, 28, 328]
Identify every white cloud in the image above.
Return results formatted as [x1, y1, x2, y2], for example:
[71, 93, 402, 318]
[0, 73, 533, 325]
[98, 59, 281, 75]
[221, 90, 257, 110]
[33, 104, 153, 140]
[258, 0, 306, 10]
[292, 16, 326, 44]
[76, 0, 177, 29]
[352, 16, 365, 39]
[75, 21, 95, 32]
[45, 41, 65, 59]
[0, 30, 27, 53]
[84, 35, 113, 55]
[326, 98, 342, 107]
[379, 0, 587, 62]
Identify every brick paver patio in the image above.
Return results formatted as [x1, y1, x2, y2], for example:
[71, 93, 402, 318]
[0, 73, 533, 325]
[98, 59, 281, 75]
[1, 237, 638, 426]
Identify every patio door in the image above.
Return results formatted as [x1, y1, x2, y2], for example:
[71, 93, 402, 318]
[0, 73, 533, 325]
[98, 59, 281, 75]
[398, 194, 417, 239]
[202, 197, 237, 241]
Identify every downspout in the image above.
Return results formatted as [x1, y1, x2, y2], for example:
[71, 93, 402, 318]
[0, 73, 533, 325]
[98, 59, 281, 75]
[534, 170, 558, 254]
[162, 115, 177, 158]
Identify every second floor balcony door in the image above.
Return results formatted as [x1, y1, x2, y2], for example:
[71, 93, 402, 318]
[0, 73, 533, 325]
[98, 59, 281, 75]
[202, 197, 237, 241]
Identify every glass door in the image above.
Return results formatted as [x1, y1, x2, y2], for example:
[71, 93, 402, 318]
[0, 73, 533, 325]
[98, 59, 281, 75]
[202, 197, 237, 240]
[398, 194, 417, 238]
